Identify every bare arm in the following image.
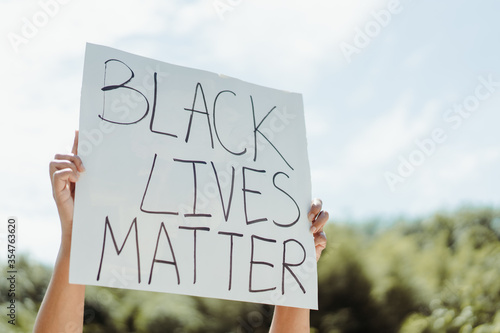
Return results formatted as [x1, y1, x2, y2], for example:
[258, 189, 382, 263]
[34, 131, 86, 333]
[269, 198, 329, 333]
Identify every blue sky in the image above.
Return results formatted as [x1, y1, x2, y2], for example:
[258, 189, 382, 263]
[1, 0, 499, 264]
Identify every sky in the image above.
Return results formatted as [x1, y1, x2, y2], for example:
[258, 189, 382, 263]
[0, 0, 499, 265]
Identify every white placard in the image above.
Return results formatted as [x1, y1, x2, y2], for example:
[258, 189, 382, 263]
[70, 43, 317, 309]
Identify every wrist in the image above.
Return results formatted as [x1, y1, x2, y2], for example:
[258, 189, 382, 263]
[60, 223, 73, 247]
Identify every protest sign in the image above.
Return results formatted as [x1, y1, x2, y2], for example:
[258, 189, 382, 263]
[70, 43, 317, 309]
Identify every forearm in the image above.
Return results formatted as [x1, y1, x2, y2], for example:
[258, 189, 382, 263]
[33, 233, 85, 333]
[269, 306, 310, 333]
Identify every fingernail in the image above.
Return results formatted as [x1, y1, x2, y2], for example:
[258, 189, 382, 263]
[310, 226, 317, 234]
[308, 213, 314, 222]
[81, 164, 86, 172]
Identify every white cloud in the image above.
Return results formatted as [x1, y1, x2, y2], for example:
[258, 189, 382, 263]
[344, 94, 442, 167]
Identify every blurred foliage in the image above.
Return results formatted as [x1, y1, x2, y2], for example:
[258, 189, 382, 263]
[1, 207, 499, 332]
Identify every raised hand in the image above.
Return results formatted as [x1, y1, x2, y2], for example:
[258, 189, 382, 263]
[308, 198, 328, 261]
[48, 130, 85, 238]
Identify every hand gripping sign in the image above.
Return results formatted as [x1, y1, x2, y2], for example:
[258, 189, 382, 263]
[70, 43, 317, 309]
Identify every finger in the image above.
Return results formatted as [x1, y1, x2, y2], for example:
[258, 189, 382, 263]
[52, 168, 80, 193]
[308, 198, 323, 222]
[71, 130, 79, 155]
[314, 231, 327, 244]
[310, 210, 329, 234]
[53, 154, 85, 172]
[50, 160, 79, 180]
[315, 231, 327, 261]
[315, 236, 327, 254]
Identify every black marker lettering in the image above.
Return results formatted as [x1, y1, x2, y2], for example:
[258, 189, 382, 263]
[149, 222, 180, 285]
[250, 95, 293, 170]
[218, 231, 243, 290]
[213, 90, 246, 155]
[179, 226, 210, 284]
[140, 154, 179, 215]
[100, 59, 149, 125]
[97, 216, 141, 284]
[184, 82, 214, 148]
[272, 172, 300, 227]
[211, 162, 235, 221]
[150, 72, 177, 137]
[249, 235, 277, 293]
[173, 159, 212, 217]
[282, 239, 306, 295]
[242, 167, 267, 225]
